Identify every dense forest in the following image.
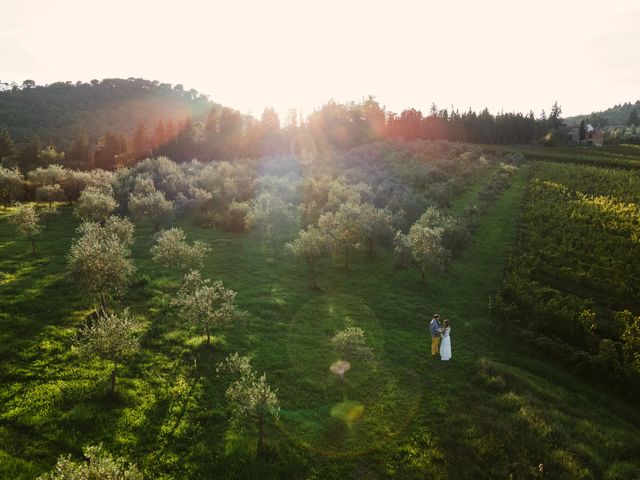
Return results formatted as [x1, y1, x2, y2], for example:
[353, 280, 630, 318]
[1, 78, 579, 174]
[0, 78, 214, 146]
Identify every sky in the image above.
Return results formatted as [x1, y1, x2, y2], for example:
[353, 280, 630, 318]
[1, 0, 639, 119]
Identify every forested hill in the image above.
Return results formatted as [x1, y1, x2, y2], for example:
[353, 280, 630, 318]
[0, 78, 215, 146]
[565, 99, 640, 127]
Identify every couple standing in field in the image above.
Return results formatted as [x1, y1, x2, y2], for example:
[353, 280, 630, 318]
[430, 313, 452, 361]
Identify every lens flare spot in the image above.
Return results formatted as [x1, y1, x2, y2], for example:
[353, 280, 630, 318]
[291, 133, 317, 165]
[330, 400, 365, 427]
[330, 360, 351, 381]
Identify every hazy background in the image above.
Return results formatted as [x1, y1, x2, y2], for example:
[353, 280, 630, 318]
[1, 0, 639, 117]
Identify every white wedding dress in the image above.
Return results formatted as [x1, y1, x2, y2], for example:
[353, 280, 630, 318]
[440, 327, 452, 361]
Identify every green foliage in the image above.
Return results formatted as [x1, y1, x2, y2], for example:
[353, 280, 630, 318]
[128, 185, 174, 231]
[245, 192, 295, 251]
[0, 78, 212, 148]
[0, 128, 19, 164]
[413, 206, 470, 255]
[9, 202, 41, 253]
[40, 203, 60, 229]
[74, 186, 118, 222]
[78, 309, 142, 395]
[35, 184, 66, 206]
[27, 164, 68, 189]
[621, 311, 640, 374]
[1, 146, 639, 479]
[150, 227, 209, 272]
[318, 202, 366, 270]
[331, 327, 374, 362]
[171, 270, 236, 344]
[37, 444, 142, 480]
[0, 166, 24, 207]
[285, 225, 330, 287]
[222, 200, 250, 231]
[358, 203, 394, 253]
[566, 100, 640, 131]
[67, 217, 135, 307]
[394, 211, 450, 282]
[217, 353, 280, 452]
[494, 160, 640, 387]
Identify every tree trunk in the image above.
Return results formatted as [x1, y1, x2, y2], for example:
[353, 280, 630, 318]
[110, 363, 117, 395]
[368, 238, 373, 255]
[205, 322, 211, 344]
[308, 261, 318, 290]
[99, 293, 109, 312]
[344, 248, 350, 271]
[257, 414, 264, 453]
[413, 261, 425, 283]
[29, 235, 36, 254]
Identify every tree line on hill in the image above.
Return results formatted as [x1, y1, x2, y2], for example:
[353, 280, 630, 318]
[566, 100, 640, 128]
[0, 78, 573, 173]
[0, 77, 214, 145]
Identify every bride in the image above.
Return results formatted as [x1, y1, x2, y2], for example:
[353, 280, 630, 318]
[440, 319, 452, 361]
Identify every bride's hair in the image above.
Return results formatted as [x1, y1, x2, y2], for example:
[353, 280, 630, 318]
[443, 319, 450, 328]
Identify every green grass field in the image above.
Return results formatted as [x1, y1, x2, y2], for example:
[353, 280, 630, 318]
[1, 162, 639, 479]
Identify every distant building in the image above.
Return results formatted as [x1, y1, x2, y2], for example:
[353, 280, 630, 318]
[568, 123, 603, 146]
[588, 128, 604, 146]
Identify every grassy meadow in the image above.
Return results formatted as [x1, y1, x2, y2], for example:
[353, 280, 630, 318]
[1, 152, 640, 480]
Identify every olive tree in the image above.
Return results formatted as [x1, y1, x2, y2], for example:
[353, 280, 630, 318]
[37, 444, 142, 480]
[128, 188, 174, 231]
[75, 186, 118, 223]
[35, 184, 65, 229]
[318, 202, 364, 270]
[217, 353, 280, 452]
[67, 217, 135, 308]
[62, 170, 93, 204]
[151, 227, 209, 272]
[325, 179, 372, 212]
[285, 225, 330, 289]
[245, 192, 295, 253]
[27, 164, 68, 190]
[394, 224, 449, 283]
[0, 166, 24, 208]
[332, 327, 374, 362]
[414, 206, 470, 255]
[171, 270, 236, 345]
[10, 203, 41, 254]
[359, 203, 393, 254]
[79, 309, 141, 395]
[35, 183, 66, 207]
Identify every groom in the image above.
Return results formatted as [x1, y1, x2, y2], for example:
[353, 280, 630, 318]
[429, 313, 442, 357]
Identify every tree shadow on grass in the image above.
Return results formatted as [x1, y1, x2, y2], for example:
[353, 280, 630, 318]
[0, 271, 85, 364]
